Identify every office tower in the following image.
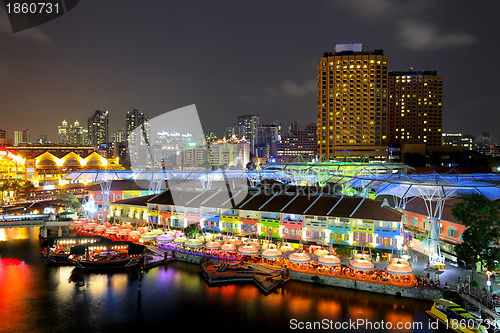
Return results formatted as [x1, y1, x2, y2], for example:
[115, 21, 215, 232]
[237, 114, 259, 154]
[112, 130, 126, 143]
[388, 70, 443, 147]
[255, 124, 279, 158]
[87, 110, 109, 147]
[317, 43, 389, 159]
[442, 133, 474, 150]
[126, 109, 146, 138]
[14, 129, 30, 144]
[58, 120, 85, 145]
[277, 123, 317, 161]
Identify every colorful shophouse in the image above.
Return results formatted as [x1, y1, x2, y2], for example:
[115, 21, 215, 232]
[112, 186, 404, 251]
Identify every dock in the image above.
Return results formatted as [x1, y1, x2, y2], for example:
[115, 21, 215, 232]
[143, 245, 175, 270]
[200, 259, 290, 294]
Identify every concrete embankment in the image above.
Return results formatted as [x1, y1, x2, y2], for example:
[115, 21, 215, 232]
[173, 252, 442, 300]
[289, 270, 441, 300]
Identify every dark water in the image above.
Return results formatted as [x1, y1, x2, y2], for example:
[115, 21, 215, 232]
[0, 228, 439, 333]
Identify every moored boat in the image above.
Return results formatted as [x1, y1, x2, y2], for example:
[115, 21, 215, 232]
[68, 241, 145, 270]
[426, 298, 487, 333]
[40, 236, 109, 264]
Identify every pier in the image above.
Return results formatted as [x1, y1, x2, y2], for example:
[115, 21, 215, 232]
[200, 259, 290, 294]
[143, 245, 175, 270]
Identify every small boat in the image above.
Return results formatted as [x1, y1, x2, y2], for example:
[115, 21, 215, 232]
[68, 241, 145, 270]
[426, 298, 488, 333]
[40, 236, 109, 264]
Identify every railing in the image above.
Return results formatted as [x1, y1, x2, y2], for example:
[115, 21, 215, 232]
[461, 290, 500, 313]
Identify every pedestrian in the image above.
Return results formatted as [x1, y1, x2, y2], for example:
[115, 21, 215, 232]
[461, 281, 464, 293]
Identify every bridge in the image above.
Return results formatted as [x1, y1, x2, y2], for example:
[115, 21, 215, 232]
[0, 213, 72, 238]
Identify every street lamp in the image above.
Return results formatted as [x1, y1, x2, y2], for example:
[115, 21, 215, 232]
[486, 270, 492, 293]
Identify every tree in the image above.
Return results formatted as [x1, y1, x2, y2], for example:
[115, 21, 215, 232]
[184, 223, 200, 239]
[452, 193, 500, 282]
[0, 180, 9, 202]
[20, 180, 36, 198]
[55, 193, 82, 213]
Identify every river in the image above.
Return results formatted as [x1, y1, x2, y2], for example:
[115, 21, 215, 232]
[0, 227, 439, 333]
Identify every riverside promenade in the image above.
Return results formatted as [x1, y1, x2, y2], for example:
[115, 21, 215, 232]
[172, 248, 442, 300]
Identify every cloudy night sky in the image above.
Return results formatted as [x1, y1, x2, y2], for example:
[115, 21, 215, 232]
[0, 0, 499, 142]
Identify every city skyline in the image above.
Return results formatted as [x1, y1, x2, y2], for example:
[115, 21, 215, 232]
[0, 1, 499, 143]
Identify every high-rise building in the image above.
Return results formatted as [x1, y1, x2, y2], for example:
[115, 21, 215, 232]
[88, 110, 109, 147]
[442, 133, 474, 150]
[112, 130, 126, 143]
[255, 124, 279, 158]
[317, 43, 389, 159]
[277, 123, 317, 162]
[58, 120, 85, 145]
[209, 135, 250, 169]
[14, 129, 30, 145]
[288, 121, 304, 135]
[126, 109, 146, 138]
[388, 70, 443, 147]
[237, 114, 259, 154]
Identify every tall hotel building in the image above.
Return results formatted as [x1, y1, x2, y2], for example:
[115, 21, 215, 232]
[388, 71, 443, 147]
[88, 110, 109, 147]
[317, 43, 388, 159]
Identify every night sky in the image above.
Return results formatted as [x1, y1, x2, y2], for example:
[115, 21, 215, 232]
[1, 0, 499, 142]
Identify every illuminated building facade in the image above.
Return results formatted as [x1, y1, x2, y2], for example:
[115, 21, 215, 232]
[58, 120, 85, 145]
[88, 110, 109, 147]
[237, 114, 259, 153]
[1, 145, 121, 188]
[209, 135, 250, 169]
[277, 123, 317, 162]
[317, 43, 389, 159]
[126, 109, 146, 139]
[14, 129, 30, 145]
[388, 71, 443, 147]
[108, 188, 404, 251]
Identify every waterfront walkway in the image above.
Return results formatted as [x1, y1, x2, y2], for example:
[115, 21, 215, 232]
[408, 244, 500, 323]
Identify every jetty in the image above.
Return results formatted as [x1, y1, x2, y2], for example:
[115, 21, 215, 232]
[143, 245, 175, 270]
[200, 259, 290, 294]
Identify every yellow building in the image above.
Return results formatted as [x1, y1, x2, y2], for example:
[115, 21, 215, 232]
[0, 146, 121, 189]
[317, 43, 389, 159]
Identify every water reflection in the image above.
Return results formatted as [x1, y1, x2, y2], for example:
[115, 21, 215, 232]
[0, 228, 436, 332]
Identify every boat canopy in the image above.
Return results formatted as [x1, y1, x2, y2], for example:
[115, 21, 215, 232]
[69, 241, 145, 255]
[41, 236, 110, 248]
